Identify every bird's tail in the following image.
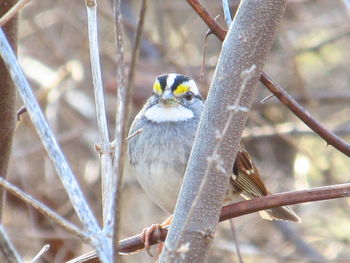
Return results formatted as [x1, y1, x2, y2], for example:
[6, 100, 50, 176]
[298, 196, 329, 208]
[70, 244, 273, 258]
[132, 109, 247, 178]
[258, 206, 301, 223]
[241, 193, 301, 223]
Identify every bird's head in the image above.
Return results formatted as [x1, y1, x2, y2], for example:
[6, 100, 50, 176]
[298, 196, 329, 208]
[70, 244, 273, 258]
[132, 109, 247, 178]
[144, 73, 204, 123]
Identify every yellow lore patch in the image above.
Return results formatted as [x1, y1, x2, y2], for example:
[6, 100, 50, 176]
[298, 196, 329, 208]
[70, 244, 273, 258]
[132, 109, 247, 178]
[153, 80, 163, 94]
[173, 84, 189, 96]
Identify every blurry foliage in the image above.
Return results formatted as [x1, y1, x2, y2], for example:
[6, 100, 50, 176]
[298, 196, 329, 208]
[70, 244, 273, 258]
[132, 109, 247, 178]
[2, 0, 350, 262]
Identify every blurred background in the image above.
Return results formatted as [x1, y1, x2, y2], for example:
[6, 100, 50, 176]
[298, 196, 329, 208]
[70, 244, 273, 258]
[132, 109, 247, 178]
[4, 0, 350, 262]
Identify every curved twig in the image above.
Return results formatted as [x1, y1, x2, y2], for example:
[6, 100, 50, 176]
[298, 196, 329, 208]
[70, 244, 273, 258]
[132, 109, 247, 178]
[186, 0, 350, 157]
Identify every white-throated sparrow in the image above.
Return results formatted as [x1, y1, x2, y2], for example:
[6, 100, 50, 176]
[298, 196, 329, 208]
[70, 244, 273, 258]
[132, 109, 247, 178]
[127, 73, 300, 250]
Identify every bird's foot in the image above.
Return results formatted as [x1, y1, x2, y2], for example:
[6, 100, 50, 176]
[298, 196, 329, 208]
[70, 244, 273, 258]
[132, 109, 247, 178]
[141, 224, 163, 257]
[141, 215, 173, 257]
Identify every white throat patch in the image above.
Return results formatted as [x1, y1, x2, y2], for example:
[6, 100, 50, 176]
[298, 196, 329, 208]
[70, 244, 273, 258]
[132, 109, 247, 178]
[145, 104, 194, 123]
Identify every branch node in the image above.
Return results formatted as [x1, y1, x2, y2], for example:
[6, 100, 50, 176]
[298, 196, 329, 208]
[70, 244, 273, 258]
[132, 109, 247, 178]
[31, 244, 50, 263]
[125, 128, 144, 141]
[196, 229, 215, 240]
[85, 0, 96, 7]
[207, 153, 226, 174]
[176, 242, 190, 258]
[240, 64, 257, 79]
[226, 105, 249, 112]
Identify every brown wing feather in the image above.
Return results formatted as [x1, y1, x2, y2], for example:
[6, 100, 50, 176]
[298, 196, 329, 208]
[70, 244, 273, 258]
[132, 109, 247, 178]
[231, 144, 268, 196]
[230, 144, 301, 223]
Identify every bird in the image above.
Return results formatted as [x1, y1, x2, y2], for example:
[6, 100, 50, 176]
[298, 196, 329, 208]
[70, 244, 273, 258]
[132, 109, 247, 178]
[127, 73, 300, 253]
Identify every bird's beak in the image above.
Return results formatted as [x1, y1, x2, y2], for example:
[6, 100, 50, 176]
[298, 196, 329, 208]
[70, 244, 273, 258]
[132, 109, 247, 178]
[160, 90, 178, 107]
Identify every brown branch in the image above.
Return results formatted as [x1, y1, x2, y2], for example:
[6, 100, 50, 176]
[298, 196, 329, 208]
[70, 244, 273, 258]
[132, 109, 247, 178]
[0, 0, 18, 221]
[187, 0, 226, 41]
[186, 0, 350, 157]
[67, 182, 350, 263]
[259, 73, 350, 157]
[127, 0, 147, 91]
[0, 0, 31, 27]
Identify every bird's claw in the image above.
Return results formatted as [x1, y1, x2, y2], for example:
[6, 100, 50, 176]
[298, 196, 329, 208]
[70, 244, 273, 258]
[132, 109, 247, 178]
[141, 224, 163, 257]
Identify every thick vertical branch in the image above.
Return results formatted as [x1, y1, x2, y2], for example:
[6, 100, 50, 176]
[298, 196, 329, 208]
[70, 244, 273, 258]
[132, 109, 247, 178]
[0, 0, 18, 220]
[159, 1, 288, 262]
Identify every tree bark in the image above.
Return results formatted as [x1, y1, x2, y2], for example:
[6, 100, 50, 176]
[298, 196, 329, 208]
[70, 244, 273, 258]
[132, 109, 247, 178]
[0, 0, 18, 220]
[158, 1, 288, 262]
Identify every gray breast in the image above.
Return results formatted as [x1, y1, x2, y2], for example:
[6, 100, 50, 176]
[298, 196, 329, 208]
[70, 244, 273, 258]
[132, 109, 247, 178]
[127, 115, 200, 213]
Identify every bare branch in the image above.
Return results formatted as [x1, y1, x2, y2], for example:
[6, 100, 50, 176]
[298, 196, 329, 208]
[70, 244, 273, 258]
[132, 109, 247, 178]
[229, 220, 244, 263]
[187, 0, 350, 157]
[242, 124, 350, 139]
[159, 1, 288, 262]
[187, 0, 227, 41]
[67, 181, 350, 262]
[221, 0, 232, 27]
[30, 244, 50, 263]
[0, 27, 111, 262]
[273, 222, 327, 262]
[125, 128, 143, 141]
[0, 224, 22, 263]
[0, 0, 18, 221]
[0, 0, 31, 27]
[110, 0, 127, 260]
[85, 0, 114, 237]
[128, 0, 148, 91]
[0, 177, 90, 242]
[260, 73, 350, 157]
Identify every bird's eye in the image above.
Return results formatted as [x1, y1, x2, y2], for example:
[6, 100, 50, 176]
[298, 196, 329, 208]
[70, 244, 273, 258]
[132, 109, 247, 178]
[184, 91, 194, 101]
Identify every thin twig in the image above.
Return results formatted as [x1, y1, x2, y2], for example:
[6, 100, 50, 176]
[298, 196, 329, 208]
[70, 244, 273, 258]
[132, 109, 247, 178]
[200, 29, 212, 81]
[16, 105, 27, 121]
[125, 128, 143, 141]
[229, 220, 244, 263]
[296, 27, 350, 54]
[0, 27, 111, 262]
[110, 0, 128, 260]
[0, 177, 90, 242]
[186, 0, 350, 157]
[30, 244, 50, 263]
[260, 73, 350, 157]
[128, 0, 148, 91]
[187, 0, 227, 41]
[0, 0, 31, 27]
[243, 125, 350, 139]
[260, 93, 274, 103]
[0, 225, 22, 263]
[222, 0, 232, 26]
[273, 221, 327, 262]
[85, 0, 114, 237]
